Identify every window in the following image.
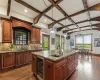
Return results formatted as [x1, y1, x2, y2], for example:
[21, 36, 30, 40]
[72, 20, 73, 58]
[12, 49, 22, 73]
[42, 34, 50, 50]
[76, 34, 92, 50]
[55, 35, 60, 49]
[13, 27, 29, 45]
[61, 36, 65, 49]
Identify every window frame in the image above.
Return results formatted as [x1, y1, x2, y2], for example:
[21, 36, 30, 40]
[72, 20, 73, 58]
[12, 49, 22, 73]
[75, 34, 92, 50]
[13, 27, 29, 45]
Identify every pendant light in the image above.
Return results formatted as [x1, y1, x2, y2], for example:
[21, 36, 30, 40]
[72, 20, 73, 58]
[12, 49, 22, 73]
[50, 8, 55, 33]
[64, 19, 67, 37]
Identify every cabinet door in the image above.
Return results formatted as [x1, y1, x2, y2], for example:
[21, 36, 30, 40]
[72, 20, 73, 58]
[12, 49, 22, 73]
[31, 28, 36, 42]
[44, 60, 53, 80]
[24, 52, 32, 64]
[55, 67, 63, 80]
[35, 28, 40, 43]
[2, 53, 15, 69]
[63, 64, 67, 80]
[2, 20, 12, 42]
[32, 54, 36, 75]
[15, 53, 24, 66]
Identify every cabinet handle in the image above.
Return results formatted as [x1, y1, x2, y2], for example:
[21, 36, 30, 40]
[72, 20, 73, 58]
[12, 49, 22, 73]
[48, 65, 51, 68]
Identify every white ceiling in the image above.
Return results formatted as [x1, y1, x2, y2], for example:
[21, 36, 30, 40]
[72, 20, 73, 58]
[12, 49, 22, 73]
[0, 0, 99, 33]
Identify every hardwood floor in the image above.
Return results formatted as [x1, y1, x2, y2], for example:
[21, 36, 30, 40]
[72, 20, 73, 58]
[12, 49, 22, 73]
[68, 55, 100, 80]
[0, 55, 100, 80]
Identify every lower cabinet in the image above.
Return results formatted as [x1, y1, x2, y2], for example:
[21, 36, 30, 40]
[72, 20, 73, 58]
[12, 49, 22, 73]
[32, 55, 36, 75]
[55, 66, 64, 80]
[24, 52, 32, 64]
[44, 53, 79, 80]
[15, 53, 24, 66]
[44, 60, 53, 80]
[0, 52, 32, 72]
[1, 53, 15, 70]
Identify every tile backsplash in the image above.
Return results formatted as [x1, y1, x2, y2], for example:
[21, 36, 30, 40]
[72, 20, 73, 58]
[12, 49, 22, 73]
[0, 43, 42, 51]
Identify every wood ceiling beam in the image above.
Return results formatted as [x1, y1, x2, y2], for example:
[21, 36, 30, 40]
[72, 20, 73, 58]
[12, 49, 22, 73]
[49, 3, 100, 28]
[63, 23, 100, 33]
[57, 16, 100, 31]
[67, 28, 100, 35]
[34, 0, 63, 24]
[7, 0, 11, 16]
[48, 0, 81, 31]
[82, 0, 92, 29]
[14, 0, 64, 27]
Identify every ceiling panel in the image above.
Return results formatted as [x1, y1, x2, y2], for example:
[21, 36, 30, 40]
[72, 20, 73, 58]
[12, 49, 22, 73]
[0, 0, 8, 7]
[53, 23, 61, 28]
[87, 0, 100, 7]
[91, 21, 100, 24]
[23, 0, 51, 11]
[71, 12, 88, 22]
[11, 1, 38, 18]
[78, 21, 90, 27]
[89, 11, 100, 18]
[68, 25, 77, 29]
[46, 7, 64, 20]
[60, 19, 73, 25]
[39, 16, 52, 24]
[59, 0, 84, 15]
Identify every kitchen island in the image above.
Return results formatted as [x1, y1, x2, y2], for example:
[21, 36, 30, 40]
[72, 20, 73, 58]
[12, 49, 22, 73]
[32, 50, 79, 80]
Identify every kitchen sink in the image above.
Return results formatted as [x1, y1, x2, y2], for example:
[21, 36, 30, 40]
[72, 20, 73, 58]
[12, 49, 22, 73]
[50, 54, 61, 57]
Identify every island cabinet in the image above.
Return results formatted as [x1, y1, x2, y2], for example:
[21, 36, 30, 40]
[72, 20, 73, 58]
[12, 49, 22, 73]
[2, 20, 12, 43]
[44, 53, 79, 80]
[32, 55, 36, 75]
[1, 53, 15, 71]
[31, 27, 40, 43]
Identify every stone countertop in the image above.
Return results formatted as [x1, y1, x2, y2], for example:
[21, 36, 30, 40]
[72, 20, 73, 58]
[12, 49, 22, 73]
[0, 49, 42, 54]
[31, 50, 79, 62]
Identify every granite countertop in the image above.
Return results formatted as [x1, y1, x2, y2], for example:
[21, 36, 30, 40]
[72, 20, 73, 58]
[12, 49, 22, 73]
[0, 49, 42, 54]
[32, 50, 79, 61]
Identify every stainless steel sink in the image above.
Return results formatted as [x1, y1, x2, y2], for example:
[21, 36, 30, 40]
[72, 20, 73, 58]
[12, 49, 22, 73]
[50, 54, 61, 57]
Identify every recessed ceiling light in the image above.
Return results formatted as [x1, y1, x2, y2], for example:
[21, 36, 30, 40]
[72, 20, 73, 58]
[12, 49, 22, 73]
[44, 19, 47, 22]
[24, 9, 28, 12]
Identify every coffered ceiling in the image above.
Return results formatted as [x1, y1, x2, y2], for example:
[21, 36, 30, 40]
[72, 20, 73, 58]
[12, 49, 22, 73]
[0, 0, 100, 34]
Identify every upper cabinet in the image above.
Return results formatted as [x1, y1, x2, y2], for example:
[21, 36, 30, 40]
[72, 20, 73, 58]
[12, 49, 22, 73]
[12, 20, 32, 31]
[2, 20, 12, 43]
[31, 27, 40, 43]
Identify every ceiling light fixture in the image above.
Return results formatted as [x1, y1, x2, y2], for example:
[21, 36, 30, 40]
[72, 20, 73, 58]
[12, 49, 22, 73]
[24, 9, 28, 12]
[44, 19, 47, 22]
[64, 19, 67, 37]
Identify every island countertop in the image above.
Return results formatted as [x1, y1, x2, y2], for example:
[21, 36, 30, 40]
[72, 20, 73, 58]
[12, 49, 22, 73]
[31, 50, 79, 61]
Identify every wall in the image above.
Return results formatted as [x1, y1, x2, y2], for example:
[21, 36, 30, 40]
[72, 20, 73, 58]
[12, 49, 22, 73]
[68, 30, 100, 54]
[41, 28, 67, 50]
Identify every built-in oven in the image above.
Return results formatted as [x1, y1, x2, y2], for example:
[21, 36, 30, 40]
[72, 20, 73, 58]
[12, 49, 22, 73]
[36, 56, 44, 80]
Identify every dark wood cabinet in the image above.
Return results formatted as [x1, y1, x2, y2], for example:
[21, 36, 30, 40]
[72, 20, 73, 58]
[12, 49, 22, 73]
[15, 53, 24, 66]
[31, 27, 40, 43]
[35, 28, 40, 43]
[44, 60, 53, 80]
[43, 53, 79, 80]
[32, 54, 36, 75]
[24, 52, 32, 64]
[2, 20, 12, 43]
[56, 66, 63, 80]
[2, 53, 15, 70]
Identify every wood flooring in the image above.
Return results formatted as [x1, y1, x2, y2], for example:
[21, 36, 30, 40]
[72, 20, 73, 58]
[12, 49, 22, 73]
[0, 55, 100, 80]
